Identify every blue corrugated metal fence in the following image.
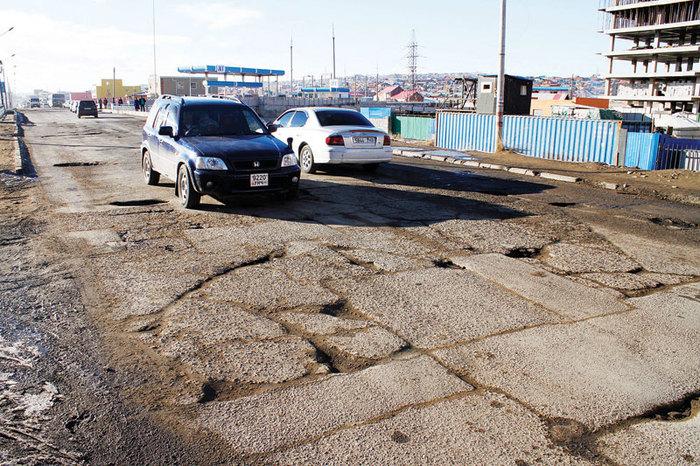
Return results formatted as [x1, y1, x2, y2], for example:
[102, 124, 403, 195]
[436, 112, 621, 165]
[624, 133, 660, 170]
[624, 133, 700, 171]
[437, 113, 496, 152]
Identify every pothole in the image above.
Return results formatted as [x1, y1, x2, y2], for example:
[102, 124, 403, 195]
[53, 161, 102, 167]
[320, 299, 348, 317]
[504, 247, 541, 259]
[109, 199, 166, 207]
[645, 394, 699, 422]
[433, 258, 459, 269]
[198, 382, 217, 403]
[549, 202, 577, 208]
[649, 217, 697, 230]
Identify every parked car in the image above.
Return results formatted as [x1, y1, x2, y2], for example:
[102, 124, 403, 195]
[141, 96, 300, 208]
[29, 97, 41, 108]
[270, 107, 392, 173]
[77, 100, 98, 118]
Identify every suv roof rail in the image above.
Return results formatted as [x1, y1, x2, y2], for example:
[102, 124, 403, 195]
[160, 94, 185, 104]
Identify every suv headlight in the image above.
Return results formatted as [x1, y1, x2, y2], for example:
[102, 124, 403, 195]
[281, 152, 298, 167]
[194, 157, 227, 170]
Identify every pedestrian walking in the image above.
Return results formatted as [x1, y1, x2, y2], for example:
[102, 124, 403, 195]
[133, 97, 139, 111]
[139, 96, 146, 111]
[118, 97, 123, 106]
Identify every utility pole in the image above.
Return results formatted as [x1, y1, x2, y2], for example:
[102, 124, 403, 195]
[332, 24, 336, 80]
[0, 61, 5, 109]
[290, 34, 294, 96]
[152, 0, 158, 95]
[112, 67, 116, 107]
[376, 64, 379, 101]
[495, 0, 507, 153]
[407, 30, 419, 90]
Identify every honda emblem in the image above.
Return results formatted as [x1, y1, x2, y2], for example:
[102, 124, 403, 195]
[253, 161, 261, 168]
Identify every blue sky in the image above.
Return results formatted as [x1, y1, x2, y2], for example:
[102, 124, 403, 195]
[0, 0, 609, 92]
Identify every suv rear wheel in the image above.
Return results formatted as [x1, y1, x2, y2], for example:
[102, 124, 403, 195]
[142, 150, 160, 185]
[178, 164, 200, 209]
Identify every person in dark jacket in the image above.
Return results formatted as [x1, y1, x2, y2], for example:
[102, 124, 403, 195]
[139, 97, 146, 111]
[133, 97, 140, 111]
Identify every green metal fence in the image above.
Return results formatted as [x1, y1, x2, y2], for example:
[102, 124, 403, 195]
[391, 115, 436, 141]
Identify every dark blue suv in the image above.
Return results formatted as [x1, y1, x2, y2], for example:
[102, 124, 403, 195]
[141, 96, 300, 208]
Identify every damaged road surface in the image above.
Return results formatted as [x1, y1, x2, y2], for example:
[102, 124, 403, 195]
[2, 108, 699, 464]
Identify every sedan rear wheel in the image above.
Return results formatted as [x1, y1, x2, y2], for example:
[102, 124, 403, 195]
[178, 165, 200, 209]
[300, 145, 317, 174]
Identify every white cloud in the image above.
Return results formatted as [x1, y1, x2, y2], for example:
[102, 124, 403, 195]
[0, 9, 190, 92]
[174, 2, 262, 30]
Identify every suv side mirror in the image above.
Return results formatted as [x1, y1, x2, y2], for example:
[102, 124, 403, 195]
[267, 123, 278, 133]
[158, 125, 174, 137]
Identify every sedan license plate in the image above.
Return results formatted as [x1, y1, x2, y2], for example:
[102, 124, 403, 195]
[250, 173, 269, 187]
[352, 136, 376, 144]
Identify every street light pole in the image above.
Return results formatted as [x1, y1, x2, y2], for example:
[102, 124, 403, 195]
[152, 0, 157, 94]
[495, 0, 507, 153]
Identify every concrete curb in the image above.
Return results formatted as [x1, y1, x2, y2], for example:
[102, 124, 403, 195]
[392, 148, 602, 187]
[12, 113, 23, 175]
[102, 109, 149, 119]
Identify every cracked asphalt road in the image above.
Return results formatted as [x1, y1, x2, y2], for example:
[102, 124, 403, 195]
[2, 108, 699, 464]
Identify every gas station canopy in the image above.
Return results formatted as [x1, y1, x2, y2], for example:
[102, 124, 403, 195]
[177, 65, 285, 77]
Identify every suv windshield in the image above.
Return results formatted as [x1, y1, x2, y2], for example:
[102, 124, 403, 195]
[80, 101, 95, 108]
[180, 106, 267, 137]
[315, 110, 373, 127]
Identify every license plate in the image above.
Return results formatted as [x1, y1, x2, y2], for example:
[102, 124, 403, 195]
[352, 136, 376, 144]
[250, 173, 269, 187]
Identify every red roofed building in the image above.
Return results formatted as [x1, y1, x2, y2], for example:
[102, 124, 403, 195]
[392, 89, 424, 103]
[376, 85, 403, 101]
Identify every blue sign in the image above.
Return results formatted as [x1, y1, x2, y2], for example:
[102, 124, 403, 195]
[205, 80, 263, 88]
[0, 81, 5, 93]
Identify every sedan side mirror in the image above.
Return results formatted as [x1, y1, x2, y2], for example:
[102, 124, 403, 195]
[267, 123, 278, 133]
[158, 125, 174, 137]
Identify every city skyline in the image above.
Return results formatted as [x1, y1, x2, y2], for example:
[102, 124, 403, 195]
[1, 0, 608, 93]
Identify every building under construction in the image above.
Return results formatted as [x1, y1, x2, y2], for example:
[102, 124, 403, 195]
[601, 0, 700, 114]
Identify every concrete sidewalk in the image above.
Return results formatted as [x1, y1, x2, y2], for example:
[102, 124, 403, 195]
[393, 144, 700, 205]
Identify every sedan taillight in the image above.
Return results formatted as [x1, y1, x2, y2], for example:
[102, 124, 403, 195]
[325, 135, 345, 146]
[383, 135, 391, 146]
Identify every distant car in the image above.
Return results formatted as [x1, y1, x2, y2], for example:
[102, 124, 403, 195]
[29, 97, 41, 108]
[140, 96, 300, 208]
[270, 107, 392, 173]
[77, 100, 98, 118]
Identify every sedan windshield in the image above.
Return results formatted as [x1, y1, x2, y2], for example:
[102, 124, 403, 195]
[315, 110, 373, 127]
[180, 107, 267, 137]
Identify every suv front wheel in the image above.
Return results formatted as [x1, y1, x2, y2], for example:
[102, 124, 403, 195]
[178, 164, 200, 209]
